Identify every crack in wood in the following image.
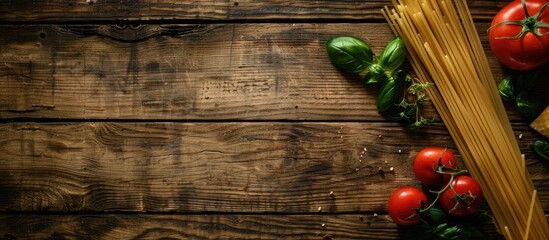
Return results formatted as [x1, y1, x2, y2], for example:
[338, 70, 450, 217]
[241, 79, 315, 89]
[62, 24, 219, 43]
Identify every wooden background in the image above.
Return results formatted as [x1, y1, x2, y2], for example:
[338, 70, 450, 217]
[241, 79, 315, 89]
[1, 1, 548, 239]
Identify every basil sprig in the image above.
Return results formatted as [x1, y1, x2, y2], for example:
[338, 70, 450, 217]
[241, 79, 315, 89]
[404, 207, 488, 240]
[497, 71, 544, 120]
[498, 71, 549, 161]
[405, 221, 487, 239]
[326, 35, 433, 131]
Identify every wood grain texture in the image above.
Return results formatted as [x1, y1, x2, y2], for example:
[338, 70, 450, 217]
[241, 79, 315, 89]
[1, 122, 546, 212]
[1, 23, 545, 120]
[0, 213, 504, 240]
[0, 23, 389, 120]
[0, 214, 395, 240]
[0, 0, 507, 22]
[1, 2, 545, 240]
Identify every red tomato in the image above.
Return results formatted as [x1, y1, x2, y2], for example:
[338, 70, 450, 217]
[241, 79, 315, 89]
[489, 0, 549, 71]
[440, 175, 484, 217]
[387, 186, 428, 225]
[413, 146, 457, 187]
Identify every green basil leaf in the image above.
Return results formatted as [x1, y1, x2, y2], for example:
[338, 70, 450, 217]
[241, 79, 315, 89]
[434, 223, 485, 240]
[515, 94, 543, 120]
[499, 71, 543, 120]
[392, 69, 408, 93]
[498, 76, 515, 102]
[534, 139, 549, 160]
[428, 206, 448, 224]
[364, 73, 385, 85]
[364, 64, 387, 85]
[379, 36, 406, 71]
[377, 71, 408, 114]
[325, 36, 374, 73]
[377, 78, 396, 113]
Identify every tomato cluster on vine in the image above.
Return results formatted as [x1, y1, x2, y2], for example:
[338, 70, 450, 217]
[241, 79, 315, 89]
[387, 146, 485, 226]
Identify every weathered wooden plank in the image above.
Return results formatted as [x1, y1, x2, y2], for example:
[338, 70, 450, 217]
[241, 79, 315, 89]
[0, 23, 387, 120]
[0, 122, 546, 212]
[0, 214, 503, 240]
[0, 1, 507, 22]
[1, 23, 545, 120]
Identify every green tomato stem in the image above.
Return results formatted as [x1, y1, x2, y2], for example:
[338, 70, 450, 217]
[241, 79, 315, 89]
[418, 169, 469, 214]
[521, 0, 531, 19]
[488, 1, 549, 38]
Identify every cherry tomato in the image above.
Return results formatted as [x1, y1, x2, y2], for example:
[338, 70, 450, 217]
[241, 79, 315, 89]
[387, 186, 428, 225]
[440, 175, 484, 217]
[489, 0, 549, 71]
[413, 146, 457, 187]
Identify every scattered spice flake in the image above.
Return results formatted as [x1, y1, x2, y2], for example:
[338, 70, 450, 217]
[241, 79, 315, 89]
[359, 147, 367, 162]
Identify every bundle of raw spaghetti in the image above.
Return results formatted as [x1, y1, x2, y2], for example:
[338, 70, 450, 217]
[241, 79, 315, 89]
[382, 0, 549, 239]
